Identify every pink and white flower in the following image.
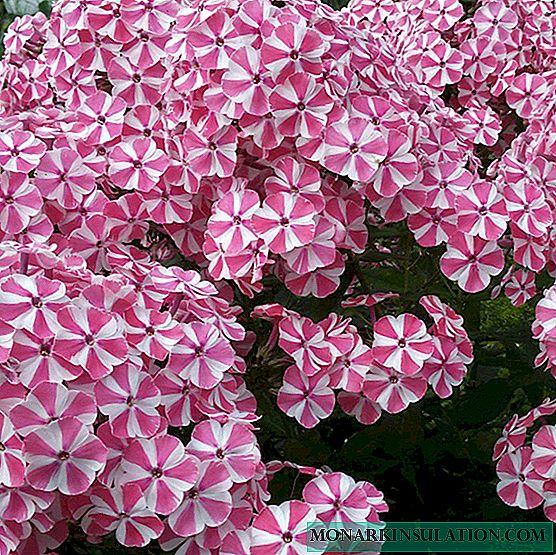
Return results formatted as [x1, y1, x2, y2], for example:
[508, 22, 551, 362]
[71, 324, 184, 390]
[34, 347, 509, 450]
[440, 232, 504, 293]
[168, 322, 234, 390]
[83, 484, 164, 547]
[278, 316, 332, 376]
[95, 362, 161, 439]
[23, 416, 107, 495]
[167, 460, 232, 538]
[252, 193, 315, 254]
[0, 172, 42, 235]
[277, 365, 335, 429]
[251, 500, 317, 555]
[496, 446, 545, 509]
[55, 304, 128, 380]
[372, 314, 433, 376]
[363, 365, 428, 414]
[186, 420, 260, 483]
[120, 435, 199, 515]
[323, 117, 388, 183]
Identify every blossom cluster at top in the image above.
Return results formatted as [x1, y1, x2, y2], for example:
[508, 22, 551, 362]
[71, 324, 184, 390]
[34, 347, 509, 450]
[0, 0, 553, 549]
[0, 0, 554, 302]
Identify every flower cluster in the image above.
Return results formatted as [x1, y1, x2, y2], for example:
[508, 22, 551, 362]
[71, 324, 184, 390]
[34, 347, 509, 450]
[0, 243, 393, 553]
[267, 295, 472, 429]
[1, 0, 556, 546]
[494, 399, 556, 519]
[0, 0, 553, 304]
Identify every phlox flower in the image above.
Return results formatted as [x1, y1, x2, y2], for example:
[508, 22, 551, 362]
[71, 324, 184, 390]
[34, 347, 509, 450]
[23, 416, 107, 496]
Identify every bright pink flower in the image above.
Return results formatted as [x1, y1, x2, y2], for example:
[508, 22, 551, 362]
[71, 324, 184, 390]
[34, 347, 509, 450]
[277, 365, 335, 429]
[10, 331, 82, 388]
[252, 192, 315, 254]
[0, 131, 45, 173]
[323, 117, 388, 183]
[0, 413, 25, 488]
[124, 306, 184, 360]
[120, 435, 199, 515]
[270, 73, 333, 138]
[440, 232, 504, 293]
[303, 472, 371, 522]
[35, 148, 96, 210]
[207, 190, 260, 254]
[337, 391, 382, 426]
[261, 22, 326, 77]
[532, 425, 556, 479]
[108, 137, 169, 192]
[95, 363, 161, 439]
[167, 460, 232, 538]
[0, 275, 67, 337]
[421, 336, 467, 399]
[183, 126, 238, 178]
[108, 58, 166, 106]
[506, 73, 548, 119]
[0, 172, 42, 235]
[372, 314, 433, 376]
[278, 316, 332, 376]
[363, 364, 428, 414]
[55, 304, 128, 380]
[83, 484, 164, 547]
[251, 500, 317, 555]
[168, 322, 235, 390]
[186, 420, 260, 483]
[496, 446, 544, 509]
[222, 46, 272, 116]
[504, 269, 536, 307]
[504, 180, 553, 238]
[455, 181, 507, 240]
[23, 416, 107, 495]
[10, 381, 95, 437]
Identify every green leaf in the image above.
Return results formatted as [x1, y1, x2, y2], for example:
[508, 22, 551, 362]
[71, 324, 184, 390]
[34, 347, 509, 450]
[4, 0, 42, 15]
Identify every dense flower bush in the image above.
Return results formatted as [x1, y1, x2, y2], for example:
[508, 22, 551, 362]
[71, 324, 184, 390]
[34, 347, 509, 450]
[0, 0, 554, 552]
